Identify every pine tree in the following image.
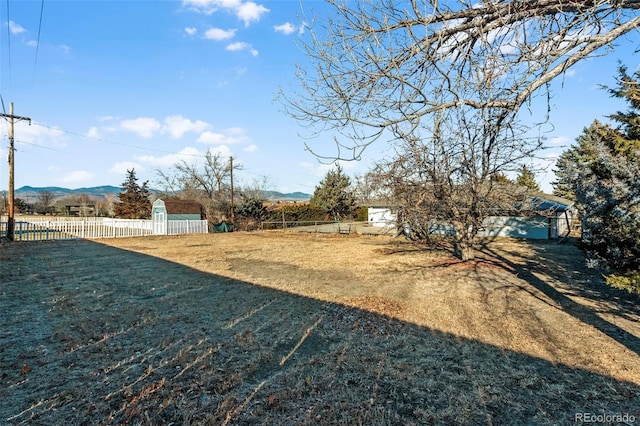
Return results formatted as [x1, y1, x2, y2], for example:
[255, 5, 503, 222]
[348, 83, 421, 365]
[310, 164, 356, 220]
[490, 172, 513, 184]
[113, 169, 151, 219]
[606, 64, 640, 145]
[552, 121, 606, 200]
[558, 66, 640, 273]
[574, 133, 640, 271]
[515, 165, 540, 191]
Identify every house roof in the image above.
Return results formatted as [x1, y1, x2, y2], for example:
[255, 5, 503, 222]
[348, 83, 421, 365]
[366, 192, 575, 213]
[530, 194, 575, 212]
[159, 198, 203, 215]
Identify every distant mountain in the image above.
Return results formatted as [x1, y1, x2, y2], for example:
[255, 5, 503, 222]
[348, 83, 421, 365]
[261, 190, 311, 201]
[15, 186, 121, 201]
[14, 186, 311, 202]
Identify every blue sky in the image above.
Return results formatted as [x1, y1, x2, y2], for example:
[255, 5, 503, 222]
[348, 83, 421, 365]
[0, 0, 638, 195]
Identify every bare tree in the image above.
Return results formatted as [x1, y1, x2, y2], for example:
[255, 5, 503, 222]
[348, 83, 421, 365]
[372, 101, 536, 259]
[76, 193, 98, 218]
[283, 1, 640, 157]
[281, 0, 639, 259]
[36, 190, 55, 215]
[156, 150, 242, 223]
[102, 193, 118, 217]
[353, 169, 392, 206]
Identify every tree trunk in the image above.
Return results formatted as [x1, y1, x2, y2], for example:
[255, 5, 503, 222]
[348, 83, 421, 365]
[454, 226, 476, 261]
[454, 240, 475, 261]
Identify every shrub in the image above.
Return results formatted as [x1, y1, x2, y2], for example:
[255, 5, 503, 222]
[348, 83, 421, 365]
[354, 206, 368, 222]
[235, 197, 267, 221]
[605, 271, 640, 295]
[265, 204, 328, 222]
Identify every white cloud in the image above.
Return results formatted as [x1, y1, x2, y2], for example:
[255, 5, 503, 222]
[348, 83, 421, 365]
[135, 146, 204, 168]
[136, 146, 232, 168]
[185, 27, 198, 36]
[8, 21, 25, 34]
[274, 22, 296, 35]
[15, 121, 67, 148]
[117, 115, 212, 139]
[244, 144, 258, 152]
[226, 41, 258, 56]
[58, 171, 95, 184]
[204, 27, 236, 41]
[209, 145, 232, 158]
[183, 0, 268, 26]
[120, 117, 162, 138]
[87, 127, 101, 139]
[237, 1, 269, 26]
[547, 136, 570, 147]
[197, 127, 249, 145]
[109, 161, 144, 175]
[162, 115, 210, 138]
[182, 0, 225, 15]
[226, 41, 247, 51]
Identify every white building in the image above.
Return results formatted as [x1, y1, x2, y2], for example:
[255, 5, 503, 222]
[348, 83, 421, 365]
[367, 194, 577, 240]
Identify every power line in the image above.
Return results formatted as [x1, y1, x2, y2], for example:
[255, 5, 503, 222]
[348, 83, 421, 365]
[5, 0, 11, 72]
[31, 121, 214, 158]
[15, 138, 64, 152]
[32, 0, 45, 87]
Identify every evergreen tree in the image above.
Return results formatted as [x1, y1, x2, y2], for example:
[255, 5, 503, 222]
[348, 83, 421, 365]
[310, 164, 356, 220]
[556, 66, 640, 273]
[606, 64, 640, 145]
[574, 132, 640, 272]
[515, 165, 540, 191]
[235, 197, 266, 219]
[14, 198, 30, 214]
[113, 169, 151, 219]
[490, 172, 513, 184]
[552, 121, 605, 201]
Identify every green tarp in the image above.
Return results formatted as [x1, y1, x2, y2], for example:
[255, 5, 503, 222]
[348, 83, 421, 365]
[212, 222, 233, 232]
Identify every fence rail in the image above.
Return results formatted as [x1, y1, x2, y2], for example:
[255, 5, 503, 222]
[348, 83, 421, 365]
[261, 220, 337, 230]
[0, 217, 208, 241]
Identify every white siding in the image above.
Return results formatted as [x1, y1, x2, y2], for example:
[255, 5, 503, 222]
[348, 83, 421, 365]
[368, 207, 575, 240]
[368, 207, 396, 227]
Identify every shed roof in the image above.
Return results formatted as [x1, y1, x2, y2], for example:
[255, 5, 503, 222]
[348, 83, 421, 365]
[160, 198, 203, 215]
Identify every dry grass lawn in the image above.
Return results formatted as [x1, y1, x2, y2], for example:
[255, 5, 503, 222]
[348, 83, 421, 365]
[1, 231, 639, 425]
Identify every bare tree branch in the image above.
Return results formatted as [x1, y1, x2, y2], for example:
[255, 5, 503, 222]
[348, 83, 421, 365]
[155, 151, 241, 223]
[282, 0, 640, 158]
[281, 0, 638, 259]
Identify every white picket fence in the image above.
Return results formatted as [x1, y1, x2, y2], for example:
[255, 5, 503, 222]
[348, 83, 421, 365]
[1, 217, 208, 241]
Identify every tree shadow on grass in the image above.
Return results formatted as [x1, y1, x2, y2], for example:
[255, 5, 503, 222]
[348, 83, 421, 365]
[477, 239, 640, 357]
[1, 239, 639, 425]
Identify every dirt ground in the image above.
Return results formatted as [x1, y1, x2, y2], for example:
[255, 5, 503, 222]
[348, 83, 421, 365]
[1, 231, 639, 425]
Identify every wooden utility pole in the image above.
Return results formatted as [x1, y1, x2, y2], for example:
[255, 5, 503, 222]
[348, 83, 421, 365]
[1, 103, 31, 241]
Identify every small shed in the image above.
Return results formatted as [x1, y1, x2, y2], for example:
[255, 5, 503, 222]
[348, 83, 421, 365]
[152, 198, 204, 235]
